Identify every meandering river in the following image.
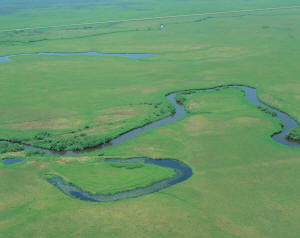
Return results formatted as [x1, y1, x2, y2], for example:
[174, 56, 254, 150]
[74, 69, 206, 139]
[45, 85, 299, 202]
[1, 53, 299, 202]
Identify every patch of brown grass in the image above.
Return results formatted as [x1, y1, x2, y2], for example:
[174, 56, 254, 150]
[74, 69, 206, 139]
[13, 117, 83, 130]
[234, 117, 260, 125]
[260, 94, 282, 108]
[215, 215, 265, 238]
[184, 115, 214, 136]
[91, 105, 148, 125]
[58, 156, 98, 163]
[0, 151, 25, 159]
[187, 99, 209, 111]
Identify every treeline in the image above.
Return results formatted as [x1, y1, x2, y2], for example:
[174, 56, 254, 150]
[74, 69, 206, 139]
[47, 136, 111, 151]
[33, 131, 112, 151]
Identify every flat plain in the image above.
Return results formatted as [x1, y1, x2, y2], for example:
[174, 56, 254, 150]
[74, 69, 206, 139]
[0, 0, 300, 237]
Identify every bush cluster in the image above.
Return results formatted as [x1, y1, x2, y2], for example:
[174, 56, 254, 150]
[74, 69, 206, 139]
[143, 101, 175, 123]
[34, 131, 51, 140]
[175, 94, 186, 104]
[287, 127, 300, 141]
[0, 142, 24, 154]
[42, 135, 112, 151]
[33, 129, 113, 151]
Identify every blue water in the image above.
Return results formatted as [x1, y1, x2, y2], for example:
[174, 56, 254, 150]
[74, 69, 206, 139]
[0, 52, 159, 63]
[2, 158, 24, 165]
[0, 56, 12, 63]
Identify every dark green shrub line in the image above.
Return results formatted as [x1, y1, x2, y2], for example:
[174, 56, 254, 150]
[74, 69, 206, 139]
[257, 105, 277, 117]
[0, 141, 24, 154]
[287, 127, 300, 141]
[39, 135, 112, 152]
[34, 131, 51, 140]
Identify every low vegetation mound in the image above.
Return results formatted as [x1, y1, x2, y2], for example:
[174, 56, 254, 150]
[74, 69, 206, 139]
[0, 142, 24, 154]
[287, 127, 300, 141]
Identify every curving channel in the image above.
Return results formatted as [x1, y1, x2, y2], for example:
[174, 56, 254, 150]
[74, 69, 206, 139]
[47, 158, 192, 202]
[31, 85, 299, 156]
[2, 85, 299, 202]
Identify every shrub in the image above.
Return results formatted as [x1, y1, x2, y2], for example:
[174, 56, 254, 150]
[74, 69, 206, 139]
[175, 94, 186, 104]
[287, 127, 300, 141]
[34, 131, 51, 140]
[45, 135, 109, 151]
[48, 138, 68, 151]
[9, 137, 21, 143]
[7, 143, 24, 152]
[0, 142, 24, 154]
[0, 142, 9, 153]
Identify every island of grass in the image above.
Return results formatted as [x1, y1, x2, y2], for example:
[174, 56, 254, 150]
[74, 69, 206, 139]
[48, 158, 175, 195]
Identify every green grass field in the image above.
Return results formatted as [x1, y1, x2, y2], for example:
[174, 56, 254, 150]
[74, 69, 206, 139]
[0, 0, 300, 237]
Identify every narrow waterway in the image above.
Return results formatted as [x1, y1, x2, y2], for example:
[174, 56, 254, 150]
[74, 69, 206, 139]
[0, 52, 159, 63]
[47, 158, 192, 202]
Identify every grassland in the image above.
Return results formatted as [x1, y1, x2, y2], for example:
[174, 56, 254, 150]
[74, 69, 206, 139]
[1, 8, 300, 149]
[1, 88, 299, 237]
[0, 0, 300, 237]
[1, 0, 299, 31]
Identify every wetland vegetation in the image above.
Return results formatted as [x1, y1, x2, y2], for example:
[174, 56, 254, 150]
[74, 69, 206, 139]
[287, 127, 300, 141]
[0, 0, 300, 237]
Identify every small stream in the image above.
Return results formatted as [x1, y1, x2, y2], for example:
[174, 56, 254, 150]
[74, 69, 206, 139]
[0, 52, 159, 63]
